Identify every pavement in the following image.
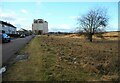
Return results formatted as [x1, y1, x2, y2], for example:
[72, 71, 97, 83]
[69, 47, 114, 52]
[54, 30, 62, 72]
[1, 35, 34, 66]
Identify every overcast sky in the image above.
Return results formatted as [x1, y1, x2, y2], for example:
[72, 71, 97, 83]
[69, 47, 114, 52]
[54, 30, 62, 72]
[0, 1, 119, 32]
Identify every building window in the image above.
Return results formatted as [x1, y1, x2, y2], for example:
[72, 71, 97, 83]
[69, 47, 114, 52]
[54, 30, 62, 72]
[12, 31, 15, 34]
[2, 24, 5, 27]
[39, 21, 43, 23]
[34, 20, 37, 23]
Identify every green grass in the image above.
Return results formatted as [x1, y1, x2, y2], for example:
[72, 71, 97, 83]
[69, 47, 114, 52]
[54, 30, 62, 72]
[3, 35, 119, 81]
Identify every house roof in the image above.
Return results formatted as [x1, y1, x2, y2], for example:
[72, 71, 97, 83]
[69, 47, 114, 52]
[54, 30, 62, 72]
[18, 28, 28, 31]
[0, 21, 17, 28]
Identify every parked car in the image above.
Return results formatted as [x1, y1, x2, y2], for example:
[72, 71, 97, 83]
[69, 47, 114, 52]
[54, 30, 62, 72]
[2, 33, 11, 43]
[20, 34, 26, 38]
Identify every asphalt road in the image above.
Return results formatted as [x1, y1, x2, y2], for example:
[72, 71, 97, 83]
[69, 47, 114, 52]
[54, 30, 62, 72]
[2, 35, 34, 66]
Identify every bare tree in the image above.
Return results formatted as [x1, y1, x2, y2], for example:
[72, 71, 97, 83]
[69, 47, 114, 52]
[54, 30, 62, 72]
[77, 8, 108, 42]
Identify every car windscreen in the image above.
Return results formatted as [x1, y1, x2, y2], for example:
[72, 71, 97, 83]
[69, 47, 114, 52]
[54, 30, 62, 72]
[2, 34, 8, 38]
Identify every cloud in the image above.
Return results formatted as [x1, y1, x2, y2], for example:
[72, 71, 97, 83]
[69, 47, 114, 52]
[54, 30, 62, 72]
[0, 12, 26, 25]
[107, 23, 118, 31]
[21, 9, 28, 14]
[1, 14, 16, 21]
[49, 24, 75, 32]
[0, 9, 16, 21]
[0, 9, 31, 30]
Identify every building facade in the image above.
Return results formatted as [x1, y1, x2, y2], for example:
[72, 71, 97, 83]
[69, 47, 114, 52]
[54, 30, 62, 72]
[32, 19, 48, 34]
[0, 21, 16, 34]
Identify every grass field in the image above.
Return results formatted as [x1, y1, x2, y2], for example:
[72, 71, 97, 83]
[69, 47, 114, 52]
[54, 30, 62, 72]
[3, 33, 119, 81]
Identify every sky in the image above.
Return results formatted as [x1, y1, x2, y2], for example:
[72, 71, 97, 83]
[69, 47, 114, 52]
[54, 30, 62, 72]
[0, 1, 119, 32]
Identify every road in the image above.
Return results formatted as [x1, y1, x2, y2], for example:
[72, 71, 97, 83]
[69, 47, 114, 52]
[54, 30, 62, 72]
[2, 35, 34, 66]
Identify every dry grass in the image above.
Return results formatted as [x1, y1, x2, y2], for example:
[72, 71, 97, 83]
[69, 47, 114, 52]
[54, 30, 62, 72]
[3, 34, 119, 81]
[56, 31, 120, 40]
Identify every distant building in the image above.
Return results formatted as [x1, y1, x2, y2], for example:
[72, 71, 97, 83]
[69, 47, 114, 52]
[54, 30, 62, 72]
[0, 21, 16, 34]
[32, 19, 48, 34]
[17, 28, 31, 36]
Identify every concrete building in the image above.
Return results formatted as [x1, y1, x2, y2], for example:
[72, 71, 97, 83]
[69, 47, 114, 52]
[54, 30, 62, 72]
[32, 19, 48, 34]
[0, 21, 16, 34]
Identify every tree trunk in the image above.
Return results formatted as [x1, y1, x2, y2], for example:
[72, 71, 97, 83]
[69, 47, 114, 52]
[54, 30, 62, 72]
[89, 33, 93, 42]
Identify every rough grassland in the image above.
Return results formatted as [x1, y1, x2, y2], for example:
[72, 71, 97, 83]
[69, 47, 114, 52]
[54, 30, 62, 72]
[3, 35, 119, 81]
